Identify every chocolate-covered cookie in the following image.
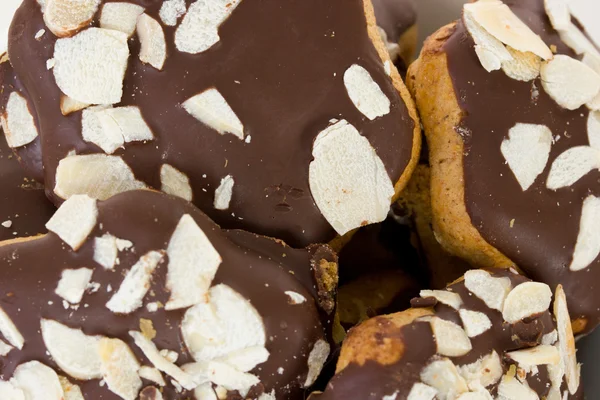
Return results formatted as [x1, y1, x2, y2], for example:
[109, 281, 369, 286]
[373, 0, 418, 72]
[3, 0, 420, 248]
[0, 190, 338, 399]
[312, 269, 583, 399]
[408, 0, 600, 332]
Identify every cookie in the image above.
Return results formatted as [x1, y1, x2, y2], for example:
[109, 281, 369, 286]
[312, 269, 583, 399]
[3, 0, 420, 248]
[408, 0, 600, 332]
[373, 0, 418, 72]
[0, 190, 338, 399]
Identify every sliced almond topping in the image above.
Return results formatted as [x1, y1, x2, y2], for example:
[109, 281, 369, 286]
[304, 339, 330, 387]
[540, 54, 600, 110]
[558, 23, 600, 57]
[183, 89, 245, 140]
[544, 0, 571, 31]
[407, 383, 437, 400]
[2, 92, 39, 148]
[139, 386, 163, 400]
[175, 0, 243, 54]
[106, 251, 164, 314]
[53, 28, 129, 105]
[41, 319, 102, 380]
[502, 282, 552, 323]
[546, 146, 600, 190]
[214, 175, 234, 210]
[459, 351, 503, 389]
[43, 0, 100, 37]
[501, 47, 541, 82]
[99, 2, 145, 37]
[12, 361, 64, 400]
[98, 338, 142, 400]
[160, 164, 193, 201]
[463, 0, 552, 60]
[129, 330, 197, 390]
[583, 54, 600, 110]
[501, 123, 553, 191]
[463, 7, 513, 72]
[568, 1, 600, 48]
[455, 393, 491, 400]
[420, 358, 469, 399]
[588, 110, 600, 151]
[458, 309, 492, 338]
[507, 345, 560, 371]
[182, 284, 267, 367]
[0, 338, 13, 356]
[81, 106, 125, 154]
[194, 383, 217, 400]
[430, 317, 472, 357]
[138, 366, 165, 387]
[217, 346, 269, 373]
[0, 307, 24, 350]
[137, 14, 167, 71]
[0, 381, 25, 399]
[55, 267, 94, 304]
[569, 195, 600, 271]
[58, 376, 84, 400]
[60, 96, 90, 116]
[106, 106, 154, 143]
[420, 290, 463, 310]
[159, 0, 187, 26]
[497, 374, 538, 400]
[54, 154, 147, 201]
[191, 361, 259, 397]
[464, 270, 512, 312]
[285, 291, 307, 305]
[309, 119, 395, 235]
[542, 330, 559, 346]
[94, 233, 118, 270]
[554, 285, 580, 394]
[343, 64, 390, 120]
[46, 194, 98, 250]
[166, 214, 222, 310]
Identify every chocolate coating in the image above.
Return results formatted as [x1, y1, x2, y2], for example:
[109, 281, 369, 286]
[7, 0, 416, 247]
[313, 270, 582, 399]
[0, 190, 337, 399]
[372, 0, 417, 43]
[444, 0, 600, 330]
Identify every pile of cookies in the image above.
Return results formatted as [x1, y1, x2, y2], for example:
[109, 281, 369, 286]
[0, 0, 596, 399]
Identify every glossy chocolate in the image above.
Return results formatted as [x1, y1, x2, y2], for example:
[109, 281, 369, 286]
[7, 0, 415, 247]
[0, 190, 337, 399]
[444, 0, 600, 330]
[372, 0, 416, 43]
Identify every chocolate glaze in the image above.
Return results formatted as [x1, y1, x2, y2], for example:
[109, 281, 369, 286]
[313, 270, 582, 399]
[444, 0, 600, 331]
[7, 0, 415, 248]
[0, 190, 337, 399]
[372, 0, 417, 43]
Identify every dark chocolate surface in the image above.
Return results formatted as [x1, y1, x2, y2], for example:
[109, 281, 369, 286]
[7, 0, 415, 248]
[0, 190, 336, 399]
[372, 0, 417, 42]
[444, 0, 600, 330]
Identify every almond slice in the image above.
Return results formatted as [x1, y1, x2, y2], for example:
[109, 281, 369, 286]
[458, 309, 492, 338]
[309, 119, 395, 235]
[502, 282, 552, 323]
[166, 215, 222, 310]
[583, 54, 600, 111]
[546, 146, 600, 190]
[159, 0, 187, 26]
[129, 331, 197, 390]
[99, 2, 145, 37]
[568, 1, 600, 49]
[588, 111, 600, 150]
[54, 154, 147, 201]
[463, 0, 552, 60]
[201, 361, 259, 397]
[43, 0, 101, 37]
[160, 164, 193, 201]
[217, 346, 270, 373]
[0, 338, 13, 356]
[464, 270, 512, 312]
[497, 374, 538, 400]
[12, 361, 64, 400]
[501, 123, 553, 191]
[0, 306, 24, 349]
[542, 330, 559, 346]
[285, 291, 307, 305]
[183, 89, 245, 140]
[343, 64, 390, 120]
[430, 317, 472, 357]
[140, 387, 163, 400]
[305, 339, 330, 387]
[55, 267, 94, 304]
[459, 351, 503, 389]
[214, 175, 234, 210]
[544, 0, 571, 31]
[456, 393, 491, 400]
[420, 290, 463, 310]
[182, 284, 267, 366]
[2, 92, 39, 148]
[60, 96, 90, 116]
[106, 251, 164, 314]
[506, 345, 560, 370]
[407, 383, 438, 400]
[137, 14, 167, 71]
[501, 47, 541, 82]
[45, 194, 98, 250]
[58, 376, 84, 400]
[420, 358, 469, 399]
[554, 285, 580, 394]
[53, 28, 129, 105]
[41, 319, 103, 380]
[81, 106, 125, 154]
[558, 23, 600, 57]
[174, 0, 243, 54]
[540, 54, 600, 110]
[463, 7, 513, 72]
[98, 338, 142, 400]
[569, 195, 600, 271]
[194, 383, 217, 400]
[107, 106, 154, 143]
[138, 366, 165, 387]
[94, 233, 119, 270]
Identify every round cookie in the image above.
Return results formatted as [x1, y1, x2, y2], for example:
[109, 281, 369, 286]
[408, 0, 600, 332]
[4, 0, 420, 248]
[0, 190, 338, 399]
[312, 269, 583, 399]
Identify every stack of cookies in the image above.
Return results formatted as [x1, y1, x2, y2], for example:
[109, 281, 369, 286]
[0, 0, 596, 399]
